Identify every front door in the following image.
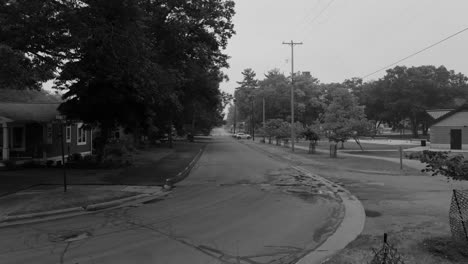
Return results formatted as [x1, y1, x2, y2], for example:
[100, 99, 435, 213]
[450, 129, 462, 150]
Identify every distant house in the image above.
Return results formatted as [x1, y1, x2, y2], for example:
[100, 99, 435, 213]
[0, 103, 92, 163]
[429, 106, 468, 150]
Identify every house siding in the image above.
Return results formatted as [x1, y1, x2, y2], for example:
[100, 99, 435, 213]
[430, 126, 468, 150]
[42, 123, 92, 158]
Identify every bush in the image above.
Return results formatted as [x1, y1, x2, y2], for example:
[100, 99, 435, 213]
[103, 143, 133, 167]
[71, 153, 82, 161]
[406, 151, 424, 160]
[45, 160, 54, 167]
[83, 154, 97, 163]
[419, 150, 468, 180]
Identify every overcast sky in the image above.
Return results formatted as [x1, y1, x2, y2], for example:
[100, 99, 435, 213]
[220, 0, 468, 94]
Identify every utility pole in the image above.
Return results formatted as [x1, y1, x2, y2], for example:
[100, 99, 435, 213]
[233, 99, 237, 134]
[262, 97, 266, 143]
[282, 40, 302, 152]
[251, 99, 255, 141]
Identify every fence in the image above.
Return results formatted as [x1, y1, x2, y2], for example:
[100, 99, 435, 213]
[450, 189, 468, 246]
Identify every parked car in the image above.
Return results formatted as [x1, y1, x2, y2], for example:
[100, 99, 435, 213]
[236, 132, 251, 139]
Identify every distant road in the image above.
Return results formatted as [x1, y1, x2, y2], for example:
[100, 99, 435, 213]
[210, 127, 231, 136]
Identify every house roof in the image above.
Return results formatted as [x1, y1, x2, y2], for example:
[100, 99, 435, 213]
[426, 109, 454, 120]
[431, 104, 468, 127]
[0, 103, 61, 123]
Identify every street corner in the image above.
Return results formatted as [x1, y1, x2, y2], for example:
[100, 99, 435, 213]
[291, 166, 366, 264]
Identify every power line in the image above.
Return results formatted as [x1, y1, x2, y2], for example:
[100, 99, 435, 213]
[299, 0, 337, 41]
[362, 26, 468, 79]
[298, 0, 322, 25]
[304, 0, 336, 28]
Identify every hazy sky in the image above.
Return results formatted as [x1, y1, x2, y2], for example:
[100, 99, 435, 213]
[220, 0, 468, 94]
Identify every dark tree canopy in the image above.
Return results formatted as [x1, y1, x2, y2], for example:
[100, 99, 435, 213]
[0, 0, 236, 138]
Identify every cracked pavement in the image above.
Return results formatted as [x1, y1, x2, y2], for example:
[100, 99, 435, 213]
[0, 131, 343, 264]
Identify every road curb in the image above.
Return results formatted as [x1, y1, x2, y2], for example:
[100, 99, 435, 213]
[166, 146, 206, 187]
[292, 166, 366, 264]
[84, 193, 150, 211]
[1, 206, 85, 222]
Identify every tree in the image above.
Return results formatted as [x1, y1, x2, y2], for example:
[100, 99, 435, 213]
[234, 68, 258, 123]
[321, 87, 370, 150]
[0, 1, 77, 90]
[360, 65, 468, 137]
[276, 121, 291, 146]
[2, 0, 236, 153]
[264, 119, 290, 145]
[258, 69, 290, 121]
[293, 121, 305, 142]
[264, 119, 282, 145]
[302, 124, 320, 154]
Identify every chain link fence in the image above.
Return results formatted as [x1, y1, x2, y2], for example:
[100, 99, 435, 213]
[450, 189, 468, 246]
[369, 233, 405, 264]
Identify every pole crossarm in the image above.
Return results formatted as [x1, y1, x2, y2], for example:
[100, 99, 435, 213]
[282, 40, 303, 152]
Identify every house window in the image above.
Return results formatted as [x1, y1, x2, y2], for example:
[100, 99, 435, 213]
[66, 126, 71, 143]
[77, 123, 87, 145]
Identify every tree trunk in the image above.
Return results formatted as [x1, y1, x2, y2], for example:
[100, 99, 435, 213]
[340, 140, 345, 149]
[410, 114, 419, 138]
[354, 137, 364, 151]
[422, 122, 429, 136]
[269, 136, 272, 144]
[411, 124, 419, 138]
[168, 122, 173, 149]
[308, 141, 316, 154]
[329, 143, 337, 158]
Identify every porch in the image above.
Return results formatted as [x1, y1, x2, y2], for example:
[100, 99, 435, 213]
[0, 120, 45, 161]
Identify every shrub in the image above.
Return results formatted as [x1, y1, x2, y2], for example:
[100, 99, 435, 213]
[103, 143, 133, 167]
[45, 160, 54, 167]
[406, 151, 424, 160]
[419, 150, 468, 181]
[71, 153, 82, 161]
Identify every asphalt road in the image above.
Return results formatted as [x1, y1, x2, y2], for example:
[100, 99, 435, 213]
[0, 129, 343, 264]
